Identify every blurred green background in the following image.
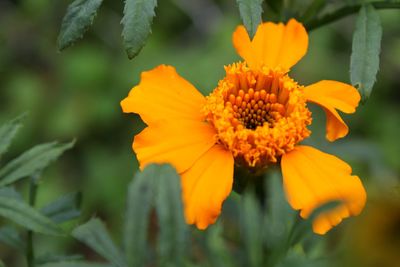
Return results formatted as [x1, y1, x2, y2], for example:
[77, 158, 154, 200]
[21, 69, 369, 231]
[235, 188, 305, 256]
[0, 0, 399, 266]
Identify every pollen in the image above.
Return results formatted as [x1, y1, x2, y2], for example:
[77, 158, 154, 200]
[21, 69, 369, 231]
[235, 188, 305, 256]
[203, 62, 312, 169]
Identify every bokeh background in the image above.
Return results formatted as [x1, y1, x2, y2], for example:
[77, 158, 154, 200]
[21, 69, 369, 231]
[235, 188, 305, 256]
[0, 0, 399, 266]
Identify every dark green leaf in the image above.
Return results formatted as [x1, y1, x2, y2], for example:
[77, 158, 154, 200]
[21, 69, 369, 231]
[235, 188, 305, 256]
[264, 171, 295, 248]
[205, 223, 235, 267]
[124, 164, 156, 267]
[39, 262, 112, 267]
[0, 195, 64, 236]
[0, 140, 74, 187]
[301, 0, 326, 23]
[154, 164, 187, 267]
[236, 0, 263, 38]
[58, 0, 104, 51]
[72, 218, 126, 267]
[0, 114, 25, 158]
[41, 192, 82, 224]
[121, 0, 157, 59]
[0, 226, 25, 251]
[350, 4, 382, 102]
[265, 0, 283, 13]
[0, 186, 23, 200]
[240, 191, 263, 267]
[36, 254, 84, 265]
[288, 201, 340, 247]
[263, 172, 296, 267]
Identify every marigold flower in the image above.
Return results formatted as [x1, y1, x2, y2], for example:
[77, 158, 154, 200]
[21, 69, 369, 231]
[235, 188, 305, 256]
[121, 19, 367, 234]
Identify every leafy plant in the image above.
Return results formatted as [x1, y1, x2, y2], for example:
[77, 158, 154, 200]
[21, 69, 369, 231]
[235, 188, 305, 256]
[0, 115, 76, 266]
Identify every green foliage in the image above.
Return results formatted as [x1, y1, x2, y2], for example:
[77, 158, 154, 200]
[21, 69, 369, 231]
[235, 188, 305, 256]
[236, 0, 264, 38]
[123, 164, 156, 267]
[0, 116, 76, 265]
[41, 192, 82, 224]
[300, 0, 326, 23]
[154, 165, 188, 267]
[240, 192, 263, 267]
[35, 254, 84, 265]
[205, 223, 236, 267]
[72, 219, 127, 267]
[0, 193, 64, 236]
[350, 4, 382, 102]
[58, 0, 104, 51]
[0, 114, 24, 158]
[121, 0, 158, 59]
[0, 141, 74, 187]
[74, 164, 186, 267]
[39, 263, 112, 267]
[265, 0, 283, 13]
[0, 226, 25, 252]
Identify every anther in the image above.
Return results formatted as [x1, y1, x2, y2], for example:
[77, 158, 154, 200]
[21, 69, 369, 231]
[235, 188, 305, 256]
[248, 88, 254, 98]
[229, 94, 235, 103]
[271, 76, 279, 95]
[260, 90, 267, 101]
[236, 96, 242, 106]
[269, 94, 277, 103]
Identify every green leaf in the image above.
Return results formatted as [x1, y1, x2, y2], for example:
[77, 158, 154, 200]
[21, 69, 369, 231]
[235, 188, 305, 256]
[288, 201, 340, 247]
[240, 191, 263, 267]
[263, 171, 295, 249]
[0, 114, 25, 158]
[0, 226, 25, 252]
[41, 192, 82, 224]
[58, 0, 104, 51]
[121, 0, 158, 59]
[35, 254, 84, 265]
[154, 164, 187, 267]
[0, 195, 64, 236]
[39, 262, 112, 267]
[124, 164, 156, 267]
[36, 254, 84, 265]
[205, 223, 235, 267]
[265, 0, 282, 13]
[0, 140, 74, 187]
[301, 0, 326, 23]
[72, 218, 127, 267]
[0, 186, 23, 200]
[350, 4, 382, 102]
[236, 0, 263, 38]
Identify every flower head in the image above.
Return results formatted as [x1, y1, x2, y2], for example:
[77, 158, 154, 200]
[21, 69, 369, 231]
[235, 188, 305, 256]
[204, 62, 311, 168]
[121, 19, 366, 234]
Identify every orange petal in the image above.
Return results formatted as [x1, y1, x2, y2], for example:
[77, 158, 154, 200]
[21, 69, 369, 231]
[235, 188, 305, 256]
[181, 144, 234, 229]
[304, 80, 361, 141]
[133, 120, 217, 174]
[232, 19, 308, 70]
[120, 65, 205, 125]
[281, 145, 366, 234]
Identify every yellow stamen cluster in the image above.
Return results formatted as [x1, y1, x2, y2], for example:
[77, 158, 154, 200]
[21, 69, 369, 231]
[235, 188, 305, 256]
[203, 62, 312, 169]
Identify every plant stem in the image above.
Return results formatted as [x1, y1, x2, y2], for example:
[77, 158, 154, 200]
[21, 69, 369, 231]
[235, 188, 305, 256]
[26, 174, 39, 267]
[305, 2, 400, 31]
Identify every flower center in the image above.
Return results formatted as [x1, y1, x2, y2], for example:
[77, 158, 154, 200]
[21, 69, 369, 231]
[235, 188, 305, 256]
[203, 62, 312, 169]
[226, 87, 287, 130]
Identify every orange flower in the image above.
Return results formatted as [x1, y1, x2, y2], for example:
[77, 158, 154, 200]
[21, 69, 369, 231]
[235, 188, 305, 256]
[121, 19, 366, 234]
